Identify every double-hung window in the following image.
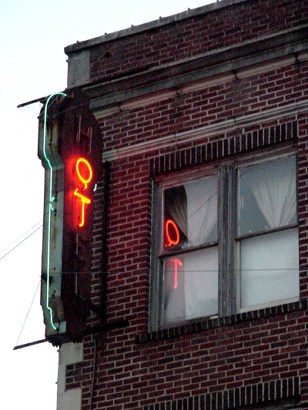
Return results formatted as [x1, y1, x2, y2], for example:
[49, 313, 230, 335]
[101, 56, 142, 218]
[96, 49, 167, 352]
[236, 155, 299, 310]
[150, 154, 299, 330]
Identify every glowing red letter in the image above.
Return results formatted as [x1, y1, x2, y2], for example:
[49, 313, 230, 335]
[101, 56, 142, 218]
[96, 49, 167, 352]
[74, 189, 91, 227]
[170, 258, 183, 289]
[76, 158, 93, 189]
[74, 157, 93, 228]
[165, 219, 180, 248]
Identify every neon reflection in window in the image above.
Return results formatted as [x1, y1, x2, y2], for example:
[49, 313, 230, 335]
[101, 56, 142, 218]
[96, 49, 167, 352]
[170, 258, 183, 289]
[165, 219, 180, 248]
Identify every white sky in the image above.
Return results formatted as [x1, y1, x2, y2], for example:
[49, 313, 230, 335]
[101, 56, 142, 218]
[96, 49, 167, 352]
[0, 1, 213, 408]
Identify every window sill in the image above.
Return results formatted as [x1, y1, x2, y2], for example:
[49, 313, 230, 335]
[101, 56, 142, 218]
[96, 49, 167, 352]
[136, 300, 307, 343]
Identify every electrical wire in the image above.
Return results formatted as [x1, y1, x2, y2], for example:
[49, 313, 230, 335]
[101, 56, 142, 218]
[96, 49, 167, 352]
[0, 223, 42, 262]
[0, 220, 296, 274]
[43, 267, 300, 276]
[0, 220, 42, 254]
[15, 280, 41, 348]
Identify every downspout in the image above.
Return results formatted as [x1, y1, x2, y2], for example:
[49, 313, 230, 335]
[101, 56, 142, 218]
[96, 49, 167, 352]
[100, 161, 110, 326]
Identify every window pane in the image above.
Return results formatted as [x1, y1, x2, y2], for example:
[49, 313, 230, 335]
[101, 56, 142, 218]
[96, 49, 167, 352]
[238, 156, 297, 236]
[164, 176, 217, 250]
[161, 247, 218, 326]
[240, 228, 299, 308]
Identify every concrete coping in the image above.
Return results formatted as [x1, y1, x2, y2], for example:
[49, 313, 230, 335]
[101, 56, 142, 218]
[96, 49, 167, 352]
[65, 0, 248, 54]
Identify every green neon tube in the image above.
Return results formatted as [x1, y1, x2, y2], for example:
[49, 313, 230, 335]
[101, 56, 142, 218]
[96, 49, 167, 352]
[42, 91, 67, 330]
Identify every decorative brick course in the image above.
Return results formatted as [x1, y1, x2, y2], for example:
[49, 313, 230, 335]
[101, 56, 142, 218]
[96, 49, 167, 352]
[143, 376, 300, 410]
[99, 60, 308, 154]
[150, 121, 297, 176]
[136, 300, 307, 344]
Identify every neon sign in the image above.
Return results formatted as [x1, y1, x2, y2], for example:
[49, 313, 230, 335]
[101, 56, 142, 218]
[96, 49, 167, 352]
[170, 258, 183, 289]
[73, 157, 93, 228]
[165, 219, 180, 248]
[39, 90, 103, 344]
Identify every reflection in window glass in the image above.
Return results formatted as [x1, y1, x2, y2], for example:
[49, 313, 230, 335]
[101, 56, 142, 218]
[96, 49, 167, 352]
[164, 176, 217, 249]
[152, 154, 299, 329]
[161, 176, 218, 326]
[240, 228, 299, 308]
[162, 247, 218, 326]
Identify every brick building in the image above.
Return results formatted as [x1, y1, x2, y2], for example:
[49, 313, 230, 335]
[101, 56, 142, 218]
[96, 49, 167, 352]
[54, 0, 308, 409]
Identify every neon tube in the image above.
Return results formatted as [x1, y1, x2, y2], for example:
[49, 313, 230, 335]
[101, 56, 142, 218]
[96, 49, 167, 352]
[165, 219, 180, 247]
[76, 157, 93, 189]
[74, 188, 91, 227]
[74, 157, 93, 227]
[170, 258, 183, 289]
[42, 91, 67, 330]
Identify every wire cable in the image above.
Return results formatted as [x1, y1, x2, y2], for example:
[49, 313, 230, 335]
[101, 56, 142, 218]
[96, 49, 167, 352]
[0, 223, 42, 262]
[0, 220, 42, 254]
[15, 280, 40, 348]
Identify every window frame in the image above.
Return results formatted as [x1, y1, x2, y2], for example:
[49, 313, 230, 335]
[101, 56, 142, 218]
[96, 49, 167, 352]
[150, 166, 220, 330]
[234, 154, 299, 313]
[149, 150, 299, 331]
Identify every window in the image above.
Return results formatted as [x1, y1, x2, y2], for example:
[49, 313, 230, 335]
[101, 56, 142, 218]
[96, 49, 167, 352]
[150, 154, 299, 330]
[237, 156, 299, 309]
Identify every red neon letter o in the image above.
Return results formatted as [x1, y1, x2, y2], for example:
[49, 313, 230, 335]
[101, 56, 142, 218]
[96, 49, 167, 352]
[165, 219, 180, 248]
[76, 157, 93, 189]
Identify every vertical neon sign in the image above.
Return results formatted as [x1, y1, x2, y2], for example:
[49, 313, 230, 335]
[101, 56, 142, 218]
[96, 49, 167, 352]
[39, 90, 102, 344]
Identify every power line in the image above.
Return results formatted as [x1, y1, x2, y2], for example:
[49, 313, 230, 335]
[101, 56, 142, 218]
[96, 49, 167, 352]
[15, 280, 40, 348]
[0, 223, 42, 262]
[0, 220, 42, 251]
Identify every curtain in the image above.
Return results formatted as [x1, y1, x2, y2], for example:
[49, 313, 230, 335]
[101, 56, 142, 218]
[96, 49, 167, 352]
[163, 247, 219, 324]
[240, 228, 299, 308]
[239, 156, 298, 309]
[183, 169, 218, 320]
[166, 176, 217, 247]
[165, 186, 188, 237]
[163, 177, 218, 325]
[185, 177, 217, 245]
[246, 157, 296, 229]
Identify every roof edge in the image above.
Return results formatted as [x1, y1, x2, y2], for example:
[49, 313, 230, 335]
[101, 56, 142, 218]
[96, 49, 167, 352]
[65, 0, 248, 55]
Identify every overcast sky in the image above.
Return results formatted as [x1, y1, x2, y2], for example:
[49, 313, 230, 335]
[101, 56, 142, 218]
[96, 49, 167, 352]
[0, 1, 213, 408]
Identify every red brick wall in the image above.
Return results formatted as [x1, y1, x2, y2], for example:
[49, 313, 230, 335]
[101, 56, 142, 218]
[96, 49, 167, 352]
[65, 1, 308, 409]
[90, 0, 308, 82]
[100, 62, 308, 153]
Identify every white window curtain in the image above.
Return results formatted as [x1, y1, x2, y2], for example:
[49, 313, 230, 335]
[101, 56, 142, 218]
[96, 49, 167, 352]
[163, 177, 218, 325]
[241, 228, 299, 308]
[166, 186, 187, 238]
[163, 247, 218, 324]
[184, 246, 218, 320]
[166, 176, 217, 246]
[239, 156, 299, 309]
[185, 177, 217, 246]
[246, 157, 296, 229]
